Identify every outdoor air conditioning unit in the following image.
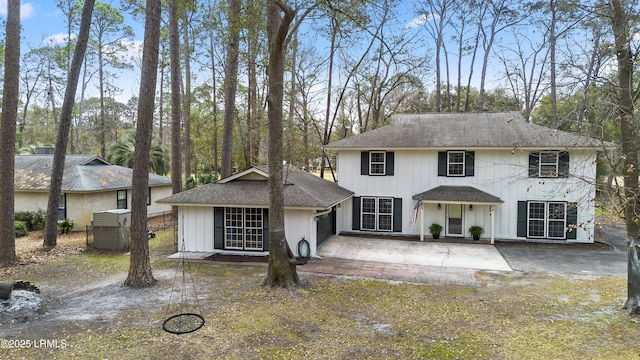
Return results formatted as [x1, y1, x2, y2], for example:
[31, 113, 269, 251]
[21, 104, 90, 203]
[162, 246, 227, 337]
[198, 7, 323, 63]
[92, 209, 131, 251]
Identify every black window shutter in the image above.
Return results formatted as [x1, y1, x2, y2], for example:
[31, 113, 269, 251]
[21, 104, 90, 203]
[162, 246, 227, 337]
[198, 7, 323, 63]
[386, 152, 394, 176]
[465, 151, 475, 177]
[438, 152, 447, 176]
[559, 151, 570, 177]
[566, 202, 577, 240]
[529, 152, 539, 177]
[361, 152, 369, 175]
[263, 209, 269, 251]
[214, 207, 224, 249]
[352, 197, 361, 230]
[393, 198, 402, 232]
[517, 201, 527, 237]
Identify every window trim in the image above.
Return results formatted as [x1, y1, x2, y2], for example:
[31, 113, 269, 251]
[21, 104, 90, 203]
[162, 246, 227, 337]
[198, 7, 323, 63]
[147, 187, 152, 206]
[447, 150, 466, 177]
[224, 207, 264, 251]
[369, 151, 386, 176]
[539, 151, 560, 178]
[117, 190, 127, 209]
[360, 197, 394, 232]
[526, 201, 567, 239]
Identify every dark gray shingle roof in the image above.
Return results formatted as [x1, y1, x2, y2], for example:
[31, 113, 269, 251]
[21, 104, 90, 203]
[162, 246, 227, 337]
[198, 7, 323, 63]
[15, 155, 171, 192]
[413, 185, 504, 205]
[158, 165, 353, 209]
[325, 112, 608, 150]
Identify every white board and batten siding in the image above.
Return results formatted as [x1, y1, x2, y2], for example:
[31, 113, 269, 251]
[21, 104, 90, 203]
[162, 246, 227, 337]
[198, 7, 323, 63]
[335, 149, 597, 242]
[178, 206, 318, 255]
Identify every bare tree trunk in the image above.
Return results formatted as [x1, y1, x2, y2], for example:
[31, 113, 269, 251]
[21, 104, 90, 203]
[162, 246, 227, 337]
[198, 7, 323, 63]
[98, 47, 107, 158]
[320, 17, 337, 179]
[209, 18, 219, 174]
[169, 0, 182, 222]
[609, 0, 640, 315]
[549, 0, 558, 128]
[182, 17, 192, 179]
[0, 0, 20, 267]
[262, 0, 300, 288]
[124, 0, 161, 288]
[221, 0, 241, 178]
[43, 0, 95, 247]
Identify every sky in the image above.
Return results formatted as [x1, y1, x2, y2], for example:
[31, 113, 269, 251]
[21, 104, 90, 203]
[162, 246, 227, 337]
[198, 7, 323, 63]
[0, 0, 146, 102]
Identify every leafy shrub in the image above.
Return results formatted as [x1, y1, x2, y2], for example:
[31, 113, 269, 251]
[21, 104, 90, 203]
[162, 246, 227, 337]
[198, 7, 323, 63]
[184, 173, 218, 190]
[58, 218, 74, 234]
[15, 210, 47, 231]
[15, 221, 28, 237]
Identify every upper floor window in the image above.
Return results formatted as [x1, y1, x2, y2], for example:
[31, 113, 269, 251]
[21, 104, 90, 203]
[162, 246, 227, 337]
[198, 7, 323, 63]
[447, 151, 465, 176]
[117, 190, 127, 209]
[438, 151, 474, 177]
[369, 151, 386, 175]
[361, 151, 394, 176]
[529, 151, 569, 178]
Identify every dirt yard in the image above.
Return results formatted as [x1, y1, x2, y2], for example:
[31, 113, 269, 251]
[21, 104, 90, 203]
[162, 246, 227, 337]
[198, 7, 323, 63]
[1, 219, 640, 359]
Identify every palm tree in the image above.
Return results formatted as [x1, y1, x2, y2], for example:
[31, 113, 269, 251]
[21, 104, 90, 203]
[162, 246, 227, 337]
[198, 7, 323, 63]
[107, 128, 170, 175]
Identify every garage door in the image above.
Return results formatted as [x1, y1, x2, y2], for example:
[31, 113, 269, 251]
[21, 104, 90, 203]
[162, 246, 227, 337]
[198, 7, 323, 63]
[316, 207, 336, 246]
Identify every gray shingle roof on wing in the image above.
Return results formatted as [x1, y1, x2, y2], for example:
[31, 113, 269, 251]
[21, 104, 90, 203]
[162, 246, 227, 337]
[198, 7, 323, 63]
[158, 165, 353, 209]
[325, 112, 609, 150]
[15, 155, 171, 192]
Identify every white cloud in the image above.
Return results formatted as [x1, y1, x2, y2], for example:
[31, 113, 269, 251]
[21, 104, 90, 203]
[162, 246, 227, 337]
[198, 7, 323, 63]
[113, 39, 144, 63]
[41, 33, 76, 46]
[405, 13, 438, 31]
[0, 0, 35, 19]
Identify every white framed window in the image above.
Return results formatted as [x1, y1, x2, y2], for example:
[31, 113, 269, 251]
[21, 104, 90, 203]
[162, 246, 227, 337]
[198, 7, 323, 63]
[539, 151, 559, 177]
[225, 207, 244, 249]
[527, 201, 566, 239]
[244, 208, 263, 250]
[447, 151, 465, 176]
[369, 151, 386, 175]
[361, 197, 393, 232]
[225, 207, 264, 250]
[117, 190, 127, 209]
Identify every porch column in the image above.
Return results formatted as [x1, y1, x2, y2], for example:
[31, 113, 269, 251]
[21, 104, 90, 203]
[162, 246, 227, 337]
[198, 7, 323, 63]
[490, 206, 495, 245]
[420, 204, 424, 241]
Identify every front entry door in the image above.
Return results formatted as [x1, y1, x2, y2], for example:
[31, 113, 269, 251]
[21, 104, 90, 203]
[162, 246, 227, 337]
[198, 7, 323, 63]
[446, 204, 463, 237]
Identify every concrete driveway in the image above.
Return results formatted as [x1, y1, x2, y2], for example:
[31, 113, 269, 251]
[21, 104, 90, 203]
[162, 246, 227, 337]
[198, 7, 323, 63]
[316, 223, 628, 279]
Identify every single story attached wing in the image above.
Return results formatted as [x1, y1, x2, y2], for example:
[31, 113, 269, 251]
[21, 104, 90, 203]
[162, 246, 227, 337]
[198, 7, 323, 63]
[158, 165, 353, 257]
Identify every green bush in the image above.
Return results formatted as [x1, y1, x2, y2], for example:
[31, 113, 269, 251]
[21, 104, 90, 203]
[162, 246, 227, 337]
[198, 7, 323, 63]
[58, 218, 74, 234]
[15, 221, 28, 237]
[15, 210, 46, 231]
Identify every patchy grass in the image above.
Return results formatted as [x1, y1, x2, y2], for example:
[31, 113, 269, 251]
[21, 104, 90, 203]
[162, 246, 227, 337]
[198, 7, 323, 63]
[2, 229, 640, 359]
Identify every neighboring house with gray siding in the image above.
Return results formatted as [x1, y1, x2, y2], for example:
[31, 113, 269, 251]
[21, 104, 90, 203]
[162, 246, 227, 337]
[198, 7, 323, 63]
[158, 165, 353, 257]
[14, 155, 172, 229]
[325, 112, 613, 243]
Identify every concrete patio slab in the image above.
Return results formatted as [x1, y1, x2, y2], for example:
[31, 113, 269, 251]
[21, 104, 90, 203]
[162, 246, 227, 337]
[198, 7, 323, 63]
[317, 235, 512, 272]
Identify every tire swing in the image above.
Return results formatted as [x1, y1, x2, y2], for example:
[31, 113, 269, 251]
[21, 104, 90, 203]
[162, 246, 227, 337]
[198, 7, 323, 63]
[162, 237, 205, 335]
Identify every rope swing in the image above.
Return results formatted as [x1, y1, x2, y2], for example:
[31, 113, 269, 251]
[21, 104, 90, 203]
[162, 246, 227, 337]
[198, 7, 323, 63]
[162, 236, 205, 335]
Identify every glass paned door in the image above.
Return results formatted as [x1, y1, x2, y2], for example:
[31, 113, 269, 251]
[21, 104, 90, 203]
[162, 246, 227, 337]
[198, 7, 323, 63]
[447, 204, 463, 236]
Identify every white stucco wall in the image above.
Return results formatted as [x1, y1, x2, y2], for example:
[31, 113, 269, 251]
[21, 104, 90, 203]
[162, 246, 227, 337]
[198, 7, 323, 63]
[335, 149, 598, 242]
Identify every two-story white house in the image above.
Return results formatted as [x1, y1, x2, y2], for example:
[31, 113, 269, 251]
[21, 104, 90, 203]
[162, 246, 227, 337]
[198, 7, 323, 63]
[325, 112, 611, 243]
